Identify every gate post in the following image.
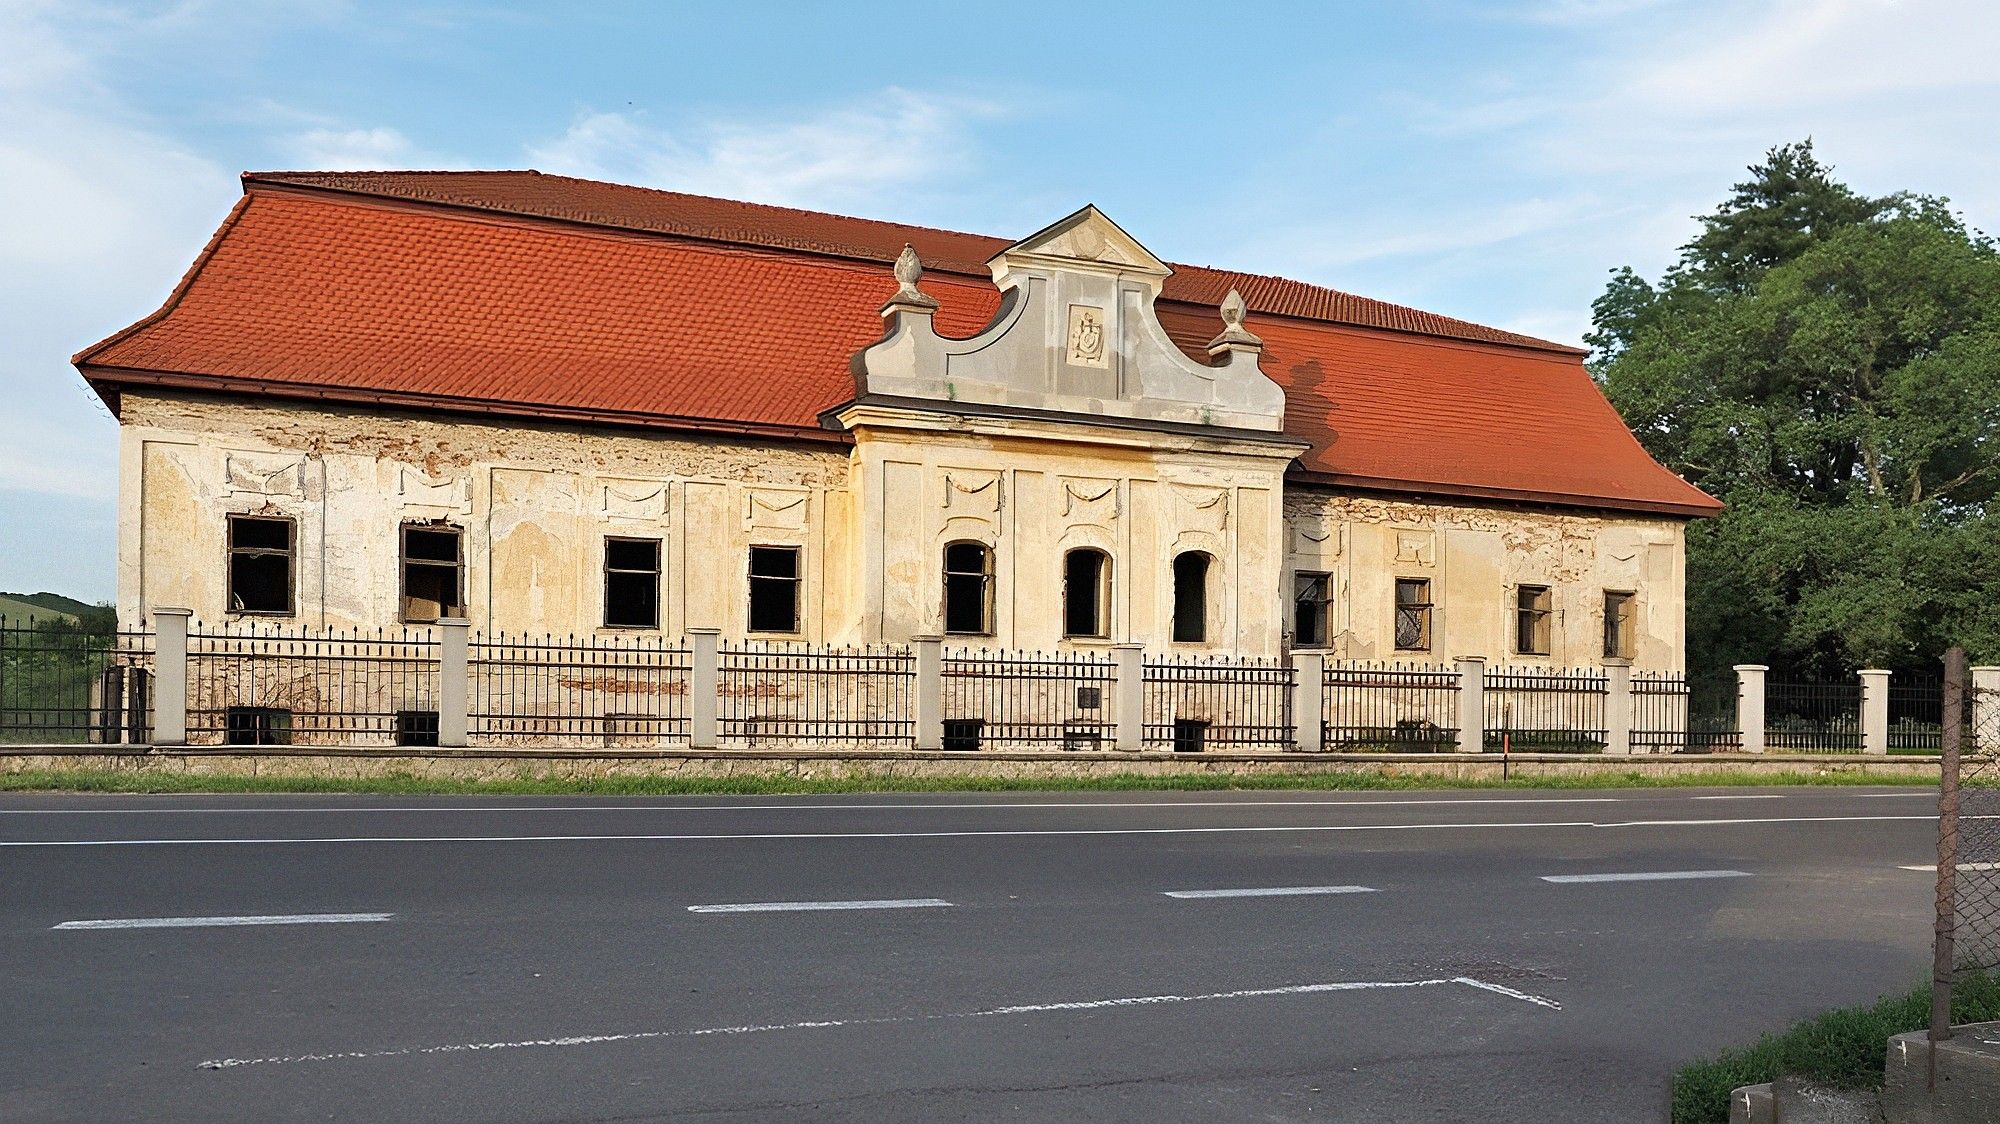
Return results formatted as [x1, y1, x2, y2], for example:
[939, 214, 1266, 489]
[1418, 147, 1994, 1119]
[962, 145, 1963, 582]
[437, 618, 469, 748]
[1113, 644, 1144, 752]
[1292, 650, 1325, 754]
[913, 636, 943, 751]
[1735, 665, 1768, 754]
[1971, 667, 2000, 754]
[1859, 669, 1891, 755]
[689, 629, 720, 749]
[152, 608, 191, 747]
[1454, 656, 1485, 754]
[1603, 658, 1633, 755]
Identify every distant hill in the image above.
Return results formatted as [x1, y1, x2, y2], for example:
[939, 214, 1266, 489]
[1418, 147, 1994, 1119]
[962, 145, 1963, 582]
[0, 592, 97, 625]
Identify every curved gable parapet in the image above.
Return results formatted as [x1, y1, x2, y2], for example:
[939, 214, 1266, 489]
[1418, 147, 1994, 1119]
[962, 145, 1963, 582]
[853, 206, 1287, 433]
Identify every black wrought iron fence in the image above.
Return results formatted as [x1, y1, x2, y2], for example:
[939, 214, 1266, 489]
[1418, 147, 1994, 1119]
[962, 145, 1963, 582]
[1321, 661, 1458, 751]
[941, 648, 1113, 751]
[1890, 670, 1944, 751]
[1142, 655, 1295, 751]
[186, 623, 439, 745]
[1766, 677, 1861, 752]
[718, 641, 913, 746]
[471, 633, 691, 746]
[1483, 667, 1607, 751]
[0, 618, 153, 744]
[1631, 670, 1689, 753]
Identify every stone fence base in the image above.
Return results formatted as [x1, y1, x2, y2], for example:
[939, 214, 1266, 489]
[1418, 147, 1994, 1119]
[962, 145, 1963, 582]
[0, 745, 1941, 786]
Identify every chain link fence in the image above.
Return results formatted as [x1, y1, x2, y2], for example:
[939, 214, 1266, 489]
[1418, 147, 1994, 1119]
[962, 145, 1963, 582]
[1933, 649, 2000, 1045]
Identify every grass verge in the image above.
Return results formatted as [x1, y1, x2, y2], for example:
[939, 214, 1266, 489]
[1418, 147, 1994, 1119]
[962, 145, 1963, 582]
[1672, 974, 2000, 1124]
[0, 765, 1938, 797]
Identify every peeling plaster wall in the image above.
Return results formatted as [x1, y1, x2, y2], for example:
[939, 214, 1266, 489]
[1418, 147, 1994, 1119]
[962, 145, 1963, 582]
[1283, 490, 1686, 669]
[119, 392, 851, 638]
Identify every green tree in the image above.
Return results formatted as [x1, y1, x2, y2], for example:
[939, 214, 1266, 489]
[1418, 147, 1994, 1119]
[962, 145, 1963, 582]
[1593, 142, 2000, 677]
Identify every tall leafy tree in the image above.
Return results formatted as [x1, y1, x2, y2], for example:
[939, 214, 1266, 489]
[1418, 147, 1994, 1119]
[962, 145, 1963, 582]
[1593, 142, 2000, 676]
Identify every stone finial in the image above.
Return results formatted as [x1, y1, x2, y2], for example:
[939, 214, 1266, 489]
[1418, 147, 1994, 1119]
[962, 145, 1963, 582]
[1206, 287, 1263, 357]
[885, 243, 940, 313]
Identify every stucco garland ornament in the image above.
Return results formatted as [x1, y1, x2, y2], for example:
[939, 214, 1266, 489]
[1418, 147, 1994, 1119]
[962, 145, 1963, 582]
[890, 244, 940, 310]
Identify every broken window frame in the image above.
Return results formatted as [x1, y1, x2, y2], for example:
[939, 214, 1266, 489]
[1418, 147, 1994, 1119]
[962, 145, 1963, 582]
[1293, 571, 1333, 648]
[602, 536, 663, 630]
[1515, 584, 1554, 656]
[226, 514, 296, 616]
[1602, 589, 1636, 660]
[1171, 551, 1212, 644]
[941, 541, 994, 636]
[1394, 577, 1432, 652]
[1061, 548, 1112, 640]
[747, 545, 802, 635]
[399, 522, 465, 624]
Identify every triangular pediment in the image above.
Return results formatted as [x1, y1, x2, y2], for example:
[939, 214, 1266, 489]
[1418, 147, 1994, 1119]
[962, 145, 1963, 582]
[989, 205, 1171, 290]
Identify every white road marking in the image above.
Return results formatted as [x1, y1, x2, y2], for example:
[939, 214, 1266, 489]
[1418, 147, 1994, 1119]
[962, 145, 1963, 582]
[1540, 870, 1751, 884]
[1856, 792, 1937, 798]
[195, 973, 1559, 1070]
[1163, 885, 1377, 899]
[0, 796, 1627, 815]
[687, 898, 951, 914]
[0, 812, 1954, 848]
[1901, 863, 2000, 871]
[52, 912, 391, 931]
[1693, 795, 1785, 800]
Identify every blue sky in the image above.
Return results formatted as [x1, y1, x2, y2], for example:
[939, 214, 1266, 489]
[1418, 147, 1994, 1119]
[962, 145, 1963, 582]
[3, 0, 1996, 601]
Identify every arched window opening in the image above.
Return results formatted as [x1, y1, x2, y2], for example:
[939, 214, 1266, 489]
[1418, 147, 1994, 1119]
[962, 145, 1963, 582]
[1172, 552, 1212, 643]
[942, 541, 994, 635]
[1062, 549, 1111, 639]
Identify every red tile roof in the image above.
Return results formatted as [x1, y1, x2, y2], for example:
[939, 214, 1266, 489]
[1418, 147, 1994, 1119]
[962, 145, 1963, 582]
[76, 171, 1721, 517]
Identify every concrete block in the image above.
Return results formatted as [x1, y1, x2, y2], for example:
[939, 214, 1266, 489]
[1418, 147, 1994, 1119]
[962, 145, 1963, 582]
[1769, 1074, 1880, 1122]
[1729, 1082, 1774, 1124]
[1883, 1023, 2000, 1123]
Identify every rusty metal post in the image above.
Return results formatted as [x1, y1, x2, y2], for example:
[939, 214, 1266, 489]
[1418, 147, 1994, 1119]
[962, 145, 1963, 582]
[1933, 646, 1968, 1067]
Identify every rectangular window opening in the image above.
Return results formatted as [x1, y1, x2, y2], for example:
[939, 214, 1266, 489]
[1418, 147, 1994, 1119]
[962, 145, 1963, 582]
[942, 542, 993, 635]
[1603, 590, 1636, 660]
[604, 537, 662, 629]
[748, 546, 802, 634]
[1516, 585, 1553, 656]
[224, 706, 292, 746]
[1062, 723, 1103, 752]
[396, 710, 440, 748]
[401, 524, 464, 623]
[1293, 572, 1333, 648]
[942, 718, 984, 753]
[228, 515, 295, 615]
[1172, 718, 1209, 754]
[1394, 578, 1432, 652]
[1063, 551, 1110, 639]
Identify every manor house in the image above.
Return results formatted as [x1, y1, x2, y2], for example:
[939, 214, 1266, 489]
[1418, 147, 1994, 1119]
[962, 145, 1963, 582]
[76, 171, 1719, 667]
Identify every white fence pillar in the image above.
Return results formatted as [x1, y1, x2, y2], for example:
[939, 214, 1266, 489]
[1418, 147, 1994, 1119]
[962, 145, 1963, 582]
[913, 636, 943, 751]
[1454, 656, 1485, 754]
[1972, 667, 2000, 753]
[437, 618, 469, 748]
[1113, 644, 1144, 752]
[1292, 650, 1325, 754]
[1603, 658, 1633, 755]
[1859, 668, 1891, 755]
[689, 628, 720, 749]
[1736, 665, 1768, 754]
[152, 608, 191, 746]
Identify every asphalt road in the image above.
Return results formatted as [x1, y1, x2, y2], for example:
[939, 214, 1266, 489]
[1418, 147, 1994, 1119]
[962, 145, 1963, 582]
[0, 785, 1945, 1122]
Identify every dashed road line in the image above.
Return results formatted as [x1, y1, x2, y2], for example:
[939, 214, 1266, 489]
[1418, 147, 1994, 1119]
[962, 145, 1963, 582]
[1163, 885, 1377, 899]
[52, 912, 392, 931]
[687, 898, 952, 914]
[1540, 870, 1751, 884]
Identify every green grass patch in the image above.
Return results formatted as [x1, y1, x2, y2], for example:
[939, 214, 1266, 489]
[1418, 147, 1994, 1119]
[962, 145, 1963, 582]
[1672, 974, 2000, 1123]
[0, 765, 1938, 798]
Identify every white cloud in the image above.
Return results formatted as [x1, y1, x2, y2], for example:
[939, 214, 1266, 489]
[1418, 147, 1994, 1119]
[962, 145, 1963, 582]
[282, 125, 429, 170]
[528, 89, 1001, 212]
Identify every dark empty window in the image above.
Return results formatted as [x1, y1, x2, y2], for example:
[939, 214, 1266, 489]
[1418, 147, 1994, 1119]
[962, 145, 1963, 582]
[1171, 552, 1212, 643]
[942, 542, 993, 635]
[604, 537, 661, 629]
[1294, 572, 1333, 647]
[1603, 590, 1635, 659]
[396, 710, 440, 747]
[1515, 585, 1553, 656]
[228, 515, 294, 615]
[749, 546, 801, 633]
[1062, 549, 1110, 639]
[1172, 718, 1209, 754]
[942, 719, 984, 753]
[225, 706, 292, 745]
[1394, 578, 1432, 651]
[401, 524, 463, 623]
